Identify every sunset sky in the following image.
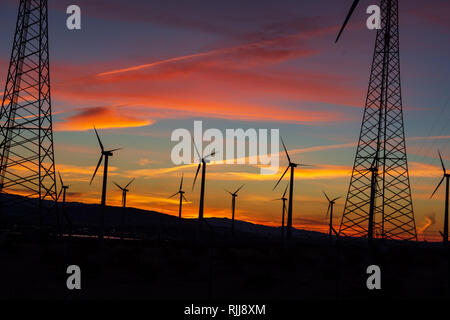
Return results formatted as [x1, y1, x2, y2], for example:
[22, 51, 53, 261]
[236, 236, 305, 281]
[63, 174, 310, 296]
[0, 0, 449, 240]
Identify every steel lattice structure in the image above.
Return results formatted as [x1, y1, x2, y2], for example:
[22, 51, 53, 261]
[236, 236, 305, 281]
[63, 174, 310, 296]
[0, 0, 57, 223]
[339, 0, 417, 241]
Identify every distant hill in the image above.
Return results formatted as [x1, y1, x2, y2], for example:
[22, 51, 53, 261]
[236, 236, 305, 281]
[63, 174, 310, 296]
[0, 192, 329, 243]
[1, 193, 437, 247]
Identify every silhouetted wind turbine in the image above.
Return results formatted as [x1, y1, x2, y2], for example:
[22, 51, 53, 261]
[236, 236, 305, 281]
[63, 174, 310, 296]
[57, 172, 72, 236]
[114, 178, 134, 240]
[114, 178, 135, 208]
[58, 172, 70, 204]
[430, 150, 449, 247]
[323, 191, 341, 239]
[90, 126, 121, 240]
[169, 174, 187, 220]
[273, 137, 309, 240]
[273, 183, 288, 238]
[192, 140, 215, 223]
[225, 184, 244, 235]
[335, 0, 360, 43]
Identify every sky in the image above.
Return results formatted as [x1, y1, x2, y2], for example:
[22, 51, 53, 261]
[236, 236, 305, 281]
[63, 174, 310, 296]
[0, 0, 449, 241]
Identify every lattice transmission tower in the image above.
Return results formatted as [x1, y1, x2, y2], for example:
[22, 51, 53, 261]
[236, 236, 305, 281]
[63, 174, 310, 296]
[338, 0, 417, 241]
[0, 0, 57, 225]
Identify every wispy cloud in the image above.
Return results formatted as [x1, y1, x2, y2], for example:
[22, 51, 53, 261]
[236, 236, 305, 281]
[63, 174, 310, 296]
[97, 30, 322, 77]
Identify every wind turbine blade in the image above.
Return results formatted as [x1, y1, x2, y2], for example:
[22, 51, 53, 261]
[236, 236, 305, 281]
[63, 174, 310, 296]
[224, 188, 233, 196]
[438, 150, 446, 173]
[90, 155, 103, 185]
[322, 191, 331, 202]
[335, 0, 361, 43]
[108, 148, 123, 153]
[192, 163, 201, 190]
[57, 188, 63, 201]
[273, 166, 289, 190]
[332, 196, 342, 202]
[297, 164, 312, 167]
[283, 183, 288, 198]
[179, 173, 184, 191]
[168, 192, 179, 199]
[113, 181, 124, 191]
[182, 194, 188, 202]
[430, 177, 445, 199]
[235, 184, 245, 194]
[326, 204, 331, 218]
[204, 150, 216, 159]
[192, 138, 202, 160]
[58, 171, 63, 187]
[125, 178, 135, 189]
[280, 136, 291, 163]
[93, 126, 104, 152]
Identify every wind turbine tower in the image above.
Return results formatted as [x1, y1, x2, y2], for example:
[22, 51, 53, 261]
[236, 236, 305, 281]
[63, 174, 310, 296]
[274, 137, 309, 240]
[430, 150, 449, 247]
[114, 178, 134, 240]
[58, 172, 72, 235]
[90, 127, 121, 240]
[169, 174, 187, 220]
[114, 178, 135, 208]
[323, 192, 341, 239]
[192, 140, 215, 223]
[225, 184, 244, 235]
[336, 0, 417, 241]
[273, 184, 288, 238]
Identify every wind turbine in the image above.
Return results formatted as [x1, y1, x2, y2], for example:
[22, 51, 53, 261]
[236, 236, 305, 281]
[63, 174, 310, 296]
[90, 126, 121, 240]
[335, 0, 361, 43]
[192, 140, 215, 223]
[114, 178, 134, 240]
[57, 172, 72, 236]
[273, 183, 288, 238]
[169, 174, 187, 220]
[273, 137, 309, 240]
[58, 172, 70, 204]
[430, 150, 449, 247]
[114, 178, 135, 208]
[225, 184, 244, 235]
[323, 192, 341, 239]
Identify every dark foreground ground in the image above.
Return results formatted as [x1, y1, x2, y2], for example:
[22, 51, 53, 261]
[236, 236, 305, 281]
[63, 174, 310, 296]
[0, 196, 448, 301]
[0, 230, 448, 300]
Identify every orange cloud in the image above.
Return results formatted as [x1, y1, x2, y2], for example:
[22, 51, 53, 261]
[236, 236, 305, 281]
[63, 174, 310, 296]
[409, 162, 442, 178]
[57, 163, 119, 183]
[210, 165, 351, 181]
[126, 162, 351, 181]
[97, 31, 320, 77]
[55, 106, 153, 131]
